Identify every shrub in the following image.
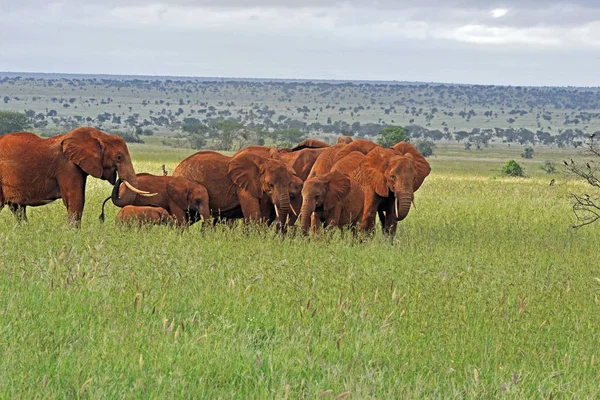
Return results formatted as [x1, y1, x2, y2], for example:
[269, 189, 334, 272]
[541, 160, 556, 173]
[501, 160, 524, 177]
[521, 146, 534, 159]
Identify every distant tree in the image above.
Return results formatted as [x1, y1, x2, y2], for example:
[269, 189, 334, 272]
[377, 126, 408, 148]
[0, 111, 31, 135]
[214, 120, 245, 151]
[415, 140, 436, 157]
[521, 146, 534, 159]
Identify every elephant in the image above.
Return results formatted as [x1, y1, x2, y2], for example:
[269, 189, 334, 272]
[335, 143, 431, 235]
[173, 150, 296, 226]
[300, 169, 364, 234]
[116, 206, 171, 226]
[291, 138, 331, 150]
[307, 139, 378, 179]
[99, 173, 210, 226]
[336, 136, 354, 145]
[0, 127, 151, 225]
[236, 145, 325, 181]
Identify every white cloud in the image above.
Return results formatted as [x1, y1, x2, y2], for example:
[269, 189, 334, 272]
[490, 8, 509, 18]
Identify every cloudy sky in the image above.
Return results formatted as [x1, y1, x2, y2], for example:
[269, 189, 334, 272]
[1, 1, 599, 86]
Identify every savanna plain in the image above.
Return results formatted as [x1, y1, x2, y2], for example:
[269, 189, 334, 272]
[1, 143, 599, 398]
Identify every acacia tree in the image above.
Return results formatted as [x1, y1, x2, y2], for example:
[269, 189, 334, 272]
[564, 135, 600, 228]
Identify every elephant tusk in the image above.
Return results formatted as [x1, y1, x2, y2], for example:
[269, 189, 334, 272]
[290, 204, 298, 216]
[412, 200, 417, 210]
[200, 214, 205, 222]
[275, 205, 280, 219]
[138, 192, 158, 197]
[123, 180, 154, 196]
[395, 198, 400, 220]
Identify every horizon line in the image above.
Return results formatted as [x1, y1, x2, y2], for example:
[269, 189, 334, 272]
[1, 70, 598, 90]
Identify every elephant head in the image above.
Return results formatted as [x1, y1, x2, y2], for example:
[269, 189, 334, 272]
[300, 170, 351, 233]
[166, 177, 210, 222]
[361, 144, 430, 220]
[61, 127, 148, 207]
[337, 136, 354, 144]
[228, 153, 293, 225]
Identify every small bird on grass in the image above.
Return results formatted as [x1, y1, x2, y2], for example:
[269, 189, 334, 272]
[162, 164, 168, 176]
[563, 161, 569, 166]
[549, 179, 555, 186]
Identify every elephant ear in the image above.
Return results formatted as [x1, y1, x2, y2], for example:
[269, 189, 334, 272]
[392, 142, 431, 191]
[360, 147, 389, 197]
[167, 177, 193, 211]
[228, 153, 263, 198]
[324, 170, 351, 211]
[61, 129, 104, 178]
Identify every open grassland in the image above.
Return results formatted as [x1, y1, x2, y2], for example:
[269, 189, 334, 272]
[1, 145, 600, 398]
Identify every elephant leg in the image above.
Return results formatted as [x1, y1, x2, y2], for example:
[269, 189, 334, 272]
[170, 207, 188, 227]
[382, 200, 398, 236]
[238, 190, 262, 223]
[59, 175, 86, 227]
[9, 204, 27, 222]
[377, 209, 386, 232]
[359, 191, 379, 233]
[325, 206, 343, 229]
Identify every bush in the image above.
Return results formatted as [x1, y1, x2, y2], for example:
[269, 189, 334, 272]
[521, 146, 534, 159]
[415, 140, 436, 157]
[541, 160, 556, 173]
[501, 160, 524, 177]
[377, 126, 408, 148]
[0, 111, 31, 135]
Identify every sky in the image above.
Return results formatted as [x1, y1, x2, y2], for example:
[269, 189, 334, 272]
[0, 0, 599, 86]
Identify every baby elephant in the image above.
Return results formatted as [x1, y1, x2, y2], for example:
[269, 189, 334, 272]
[300, 170, 364, 233]
[116, 206, 171, 226]
[101, 173, 210, 226]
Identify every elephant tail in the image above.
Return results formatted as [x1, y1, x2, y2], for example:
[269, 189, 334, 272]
[98, 195, 112, 223]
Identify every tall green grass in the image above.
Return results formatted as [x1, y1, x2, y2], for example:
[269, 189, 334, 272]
[0, 146, 599, 398]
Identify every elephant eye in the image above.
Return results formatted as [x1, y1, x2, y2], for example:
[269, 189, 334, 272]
[116, 154, 123, 162]
[390, 175, 396, 181]
[269, 183, 274, 189]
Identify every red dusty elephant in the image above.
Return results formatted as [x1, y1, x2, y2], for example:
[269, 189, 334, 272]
[236, 144, 326, 182]
[307, 139, 378, 179]
[173, 150, 295, 226]
[100, 173, 210, 226]
[335, 143, 431, 235]
[0, 127, 151, 225]
[300, 169, 364, 234]
[116, 206, 172, 226]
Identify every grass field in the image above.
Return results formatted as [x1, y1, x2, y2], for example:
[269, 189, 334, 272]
[1, 144, 600, 398]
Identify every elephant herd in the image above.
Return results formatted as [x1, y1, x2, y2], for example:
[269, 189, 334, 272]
[0, 127, 431, 235]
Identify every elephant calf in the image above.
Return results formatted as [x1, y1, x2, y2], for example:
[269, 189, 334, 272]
[300, 170, 364, 233]
[101, 173, 210, 226]
[116, 206, 171, 226]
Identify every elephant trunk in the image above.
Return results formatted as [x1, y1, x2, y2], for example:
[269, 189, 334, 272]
[394, 193, 414, 221]
[275, 190, 291, 226]
[300, 199, 315, 233]
[112, 164, 140, 207]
